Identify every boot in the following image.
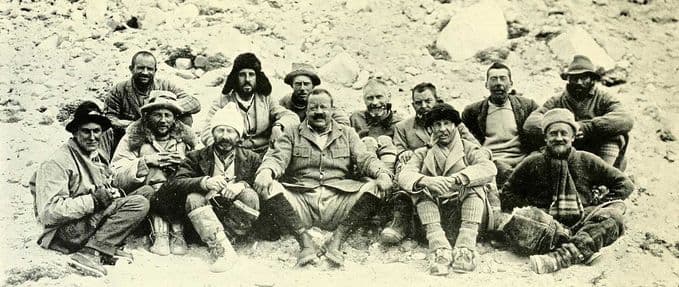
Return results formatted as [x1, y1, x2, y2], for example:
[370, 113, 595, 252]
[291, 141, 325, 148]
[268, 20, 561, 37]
[380, 194, 412, 244]
[429, 248, 452, 276]
[294, 229, 318, 267]
[170, 222, 188, 255]
[266, 193, 317, 266]
[149, 215, 170, 256]
[188, 205, 238, 273]
[68, 247, 107, 277]
[451, 224, 479, 273]
[529, 243, 583, 274]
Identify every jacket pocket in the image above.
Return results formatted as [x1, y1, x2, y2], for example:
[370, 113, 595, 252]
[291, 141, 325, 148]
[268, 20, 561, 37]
[293, 146, 311, 158]
[331, 146, 350, 158]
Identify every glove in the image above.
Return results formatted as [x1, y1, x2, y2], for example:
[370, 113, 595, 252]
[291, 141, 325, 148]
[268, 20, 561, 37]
[92, 186, 114, 211]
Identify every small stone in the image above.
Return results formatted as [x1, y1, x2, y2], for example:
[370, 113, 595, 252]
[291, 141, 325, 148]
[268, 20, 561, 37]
[193, 68, 205, 77]
[657, 128, 676, 142]
[193, 55, 208, 68]
[413, 252, 427, 260]
[174, 58, 192, 70]
[175, 69, 196, 80]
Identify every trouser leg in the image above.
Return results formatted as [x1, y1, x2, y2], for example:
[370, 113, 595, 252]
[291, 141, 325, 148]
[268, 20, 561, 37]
[84, 195, 150, 256]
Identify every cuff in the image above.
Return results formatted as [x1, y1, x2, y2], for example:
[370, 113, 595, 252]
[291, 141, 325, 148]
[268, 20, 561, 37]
[136, 159, 150, 178]
[199, 176, 209, 191]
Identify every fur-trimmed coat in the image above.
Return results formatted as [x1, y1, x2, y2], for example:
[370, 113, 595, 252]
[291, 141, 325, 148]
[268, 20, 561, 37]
[111, 120, 196, 192]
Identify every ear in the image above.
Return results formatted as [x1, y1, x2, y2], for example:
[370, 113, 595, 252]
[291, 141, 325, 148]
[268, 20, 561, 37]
[129, 65, 134, 72]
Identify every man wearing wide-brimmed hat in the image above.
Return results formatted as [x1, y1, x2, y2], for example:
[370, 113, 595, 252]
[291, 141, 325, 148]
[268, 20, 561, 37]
[201, 52, 299, 154]
[279, 63, 350, 125]
[32, 101, 150, 277]
[524, 55, 634, 170]
[111, 91, 197, 257]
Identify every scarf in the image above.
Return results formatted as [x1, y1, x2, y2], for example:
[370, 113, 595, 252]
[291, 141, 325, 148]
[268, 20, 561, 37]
[546, 147, 584, 227]
[364, 104, 395, 129]
[67, 138, 112, 188]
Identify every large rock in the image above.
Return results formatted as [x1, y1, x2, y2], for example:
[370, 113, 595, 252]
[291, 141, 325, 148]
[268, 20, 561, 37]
[318, 52, 360, 87]
[548, 27, 616, 71]
[435, 1, 507, 61]
[85, 0, 107, 24]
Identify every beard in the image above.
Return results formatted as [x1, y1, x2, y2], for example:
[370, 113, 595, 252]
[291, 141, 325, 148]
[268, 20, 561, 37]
[566, 82, 594, 98]
[133, 73, 154, 88]
[214, 137, 236, 154]
[546, 143, 571, 158]
[489, 86, 509, 105]
[367, 103, 387, 117]
[237, 83, 255, 100]
[148, 121, 171, 138]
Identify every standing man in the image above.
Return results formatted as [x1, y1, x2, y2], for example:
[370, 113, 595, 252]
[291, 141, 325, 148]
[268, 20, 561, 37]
[104, 51, 201, 153]
[110, 91, 195, 257]
[252, 88, 393, 267]
[398, 103, 499, 275]
[461, 63, 540, 185]
[32, 102, 149, 277]
[201, 52, 299, 154]
[524, 55, 634, 170]
[500, 108, 633, 273]
[280, 63, 350, 125]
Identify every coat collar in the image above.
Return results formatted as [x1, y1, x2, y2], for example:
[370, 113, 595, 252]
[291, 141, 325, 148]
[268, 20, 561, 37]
[125, 120, 196, 152]
[422, 131, 465, 176]
[197, 145, 216, 176]
[477, 94, 524, 136]
[411, 116, 431, 144]
[299, 119, 344, 150]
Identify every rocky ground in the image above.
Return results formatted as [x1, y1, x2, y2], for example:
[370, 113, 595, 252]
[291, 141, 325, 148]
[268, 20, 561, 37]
[1, 0, 678, 286]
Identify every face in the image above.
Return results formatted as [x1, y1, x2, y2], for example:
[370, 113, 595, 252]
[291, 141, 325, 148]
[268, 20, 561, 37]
[130, 55, 156, 86]
[363, 85, 390, 117]
[291, 75, 314, 103]
[545, 122, 575, 156]
[212, 125, 240, 152]
[430, 119, 456, 146]
[147, 108, 175, 138]
[73, 122, 103, 154]
[566, 73, 595, 96]
[237, 68, 257, 96]
[412, 89, 437, 117]
[306, 92, 333, 131]
[486, 68, 512, 102]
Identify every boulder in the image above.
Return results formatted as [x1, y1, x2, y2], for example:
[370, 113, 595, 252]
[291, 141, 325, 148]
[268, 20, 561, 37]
[174, 58, 192, 70]
[85, 0, 107, 24]
[548, 27, 616, 71]
[352, 70, 370, 89]
[193, 55, 208, 68]
[318, 52, 361, 87]
[435, 1, 507, 61]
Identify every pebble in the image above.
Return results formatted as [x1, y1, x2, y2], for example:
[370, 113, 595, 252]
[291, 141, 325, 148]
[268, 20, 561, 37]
[174, 58, 192, 70]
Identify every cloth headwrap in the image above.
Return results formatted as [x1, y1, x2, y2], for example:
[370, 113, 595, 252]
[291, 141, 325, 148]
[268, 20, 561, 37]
[206, 102, 245, 146]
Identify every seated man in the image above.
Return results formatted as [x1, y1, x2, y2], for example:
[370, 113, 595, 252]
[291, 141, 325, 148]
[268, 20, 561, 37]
[32, 101, 150, 277]
[398, 103, 499, 275]
[462, 63, 540, 185]
[159, 103, 261, 273]
[253, 88, 393, 267]
[523, 55, 634, 170]
[110, 91, 196, 256]
[500, 108, 634, 273]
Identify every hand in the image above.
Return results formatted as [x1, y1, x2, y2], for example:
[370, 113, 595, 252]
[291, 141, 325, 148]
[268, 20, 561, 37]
[222, 182, 246, 200]
[375, 173, 393, 196]
[270, 125, 283, 145]
[205, 176, 228, 192]
[575, 122, 585, 139]
[144, 152, 181, 168]
[253, 169, 273, 195]
[92, 186, 114, 211]
[418, 176, 453, 196]
[398, 150, 414, 164]
[240, 138, 255, 149]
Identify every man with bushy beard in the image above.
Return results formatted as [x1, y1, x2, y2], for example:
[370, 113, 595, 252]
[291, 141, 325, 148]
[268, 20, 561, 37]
[111, 91, 196, 257]
[524, 55, 634, 170]
[498, 108, 633, 274]
[461, 63, 540, 185]
[201, 53, 299, 154]
[279, 63, 350, 125]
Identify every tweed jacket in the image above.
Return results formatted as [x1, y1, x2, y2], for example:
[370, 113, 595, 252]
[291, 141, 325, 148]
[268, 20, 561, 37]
[279, 93, 350, 125]
[257, 120, 391, 192]
[349, 108, 403, 138]
[393, 116, 480, 154]
[461, 94, 540, 153]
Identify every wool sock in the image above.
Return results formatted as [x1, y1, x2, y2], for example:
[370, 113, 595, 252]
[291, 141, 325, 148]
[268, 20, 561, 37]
[417, 200, 451, 250]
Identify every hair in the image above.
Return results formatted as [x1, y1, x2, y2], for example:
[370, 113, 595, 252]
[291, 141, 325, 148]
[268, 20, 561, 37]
[363, 78, 389, 96]
[486, 62, 512, 82]
[308, 88, 334, 107]
[424, 103, 462, 128]
[411, 82, 438, 101]
[130, 51, 157, 68]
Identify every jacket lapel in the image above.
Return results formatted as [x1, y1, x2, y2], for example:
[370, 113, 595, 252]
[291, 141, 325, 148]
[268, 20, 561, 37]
[198, 146, 215, 176]
[509, 95, 524, 130]
[422, 146, 440, 176]
[477, 100, 489, 136]
[413, 120, 430, 145]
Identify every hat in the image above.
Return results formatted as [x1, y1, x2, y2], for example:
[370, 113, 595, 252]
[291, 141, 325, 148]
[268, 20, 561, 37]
[542, 108, 578, 133]
[140, 91, 183, 115]
[209, 102, 245, 138]
[424, 103, 461, 128]
[65, 101, 112, 133]
[231, 52, 262, 74]
[560, 55, 601, 80]
[284, 63, 321, 86]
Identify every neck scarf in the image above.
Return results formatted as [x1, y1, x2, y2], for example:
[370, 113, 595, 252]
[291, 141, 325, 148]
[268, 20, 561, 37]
[546, 147, 584, 227]
[67, 138, 111, 187]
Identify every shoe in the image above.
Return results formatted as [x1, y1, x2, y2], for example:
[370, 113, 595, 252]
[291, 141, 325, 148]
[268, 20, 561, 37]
[170, 223, 188, 255]
[320, 225, 349, 267]
[69, 248, 107, 277]
[295, 230, 318, 267]
[380, 211, 409, 244]
[428, 248, 452, 276]
[451, 247, 477, 273]
[189, 205, 238, 273]
[149, 216, 170, 256]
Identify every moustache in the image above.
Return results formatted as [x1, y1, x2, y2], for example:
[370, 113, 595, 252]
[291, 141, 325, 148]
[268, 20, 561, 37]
[311, 113, 326, 120]
[367, 103, 385, 110]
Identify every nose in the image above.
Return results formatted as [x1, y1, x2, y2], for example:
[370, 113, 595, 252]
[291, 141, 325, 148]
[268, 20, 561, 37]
[245, 73, 255, 82]
[87, 131, 97, 140]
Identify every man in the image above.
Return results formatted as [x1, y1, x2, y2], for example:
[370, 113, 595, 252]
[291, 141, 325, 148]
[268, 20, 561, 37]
[398, 103, 499, 275]
[252, 88, 393, 267]
[382, 82, 477, 245]
[461, 63, 540, 185]
[500, 108, 634, 273]
[104, 51, 201, 153]
[350, 78, 402, 139]
[159, 103, 261, 273]
[32, 101, 149, 277]
[111, 91, 195, 256]
[524, 55, 634, 170]
[279, 63, 350, 125]
[201, 52, 300, 154]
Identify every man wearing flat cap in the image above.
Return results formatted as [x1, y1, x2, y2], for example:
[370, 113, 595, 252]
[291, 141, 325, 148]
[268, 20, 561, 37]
[201, 52, 300, 154]
[31, 101, 150, 277]
[524, 55, 634, 170]
[499, 108, 634, 274]
[111, 91, 196, 257]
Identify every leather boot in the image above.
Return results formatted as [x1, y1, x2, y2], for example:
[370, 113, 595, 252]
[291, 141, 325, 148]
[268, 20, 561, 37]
[529, 242, 585, 274]
[266, 193, 317, 266]
[149, 215, 170, 256]
[170, 222, 188, 255]
[294, 229, 318, 267]
[380, 194, 412, 244]
[188, 206, 238, 273]
[68, 247, 107, 277]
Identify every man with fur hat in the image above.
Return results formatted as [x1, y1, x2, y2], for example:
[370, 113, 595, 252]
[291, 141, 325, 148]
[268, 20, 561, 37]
[32, 101, 150, 277]
[111, 91, 196, 257]
[201, 52, 299, 154]
[524, 55, 634, 170]
[397, 103, 499, 275]
[280, 63, 350, 125]
[104, 51, 201, 154]
[253, 88, 394, 268]
[159, 103, 261, 272]
[499, 108, 634, 273]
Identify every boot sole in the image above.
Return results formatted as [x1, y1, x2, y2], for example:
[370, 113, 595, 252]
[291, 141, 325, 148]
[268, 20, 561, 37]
[68, 259, 106, 277]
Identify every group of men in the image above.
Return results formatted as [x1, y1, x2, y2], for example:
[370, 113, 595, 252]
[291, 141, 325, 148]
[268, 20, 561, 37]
[32, 50, 634, 277]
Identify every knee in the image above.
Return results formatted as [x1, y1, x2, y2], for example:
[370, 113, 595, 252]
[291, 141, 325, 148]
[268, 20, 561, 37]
[124, 195, 150, 217]
[185, 193, 208, 213]
[236, 188, 260, 211]
[130, 185, 156, 200]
